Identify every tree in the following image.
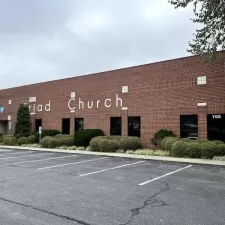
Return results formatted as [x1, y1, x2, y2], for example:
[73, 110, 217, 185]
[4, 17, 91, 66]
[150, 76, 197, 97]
[169, 0, 225, 61]
[14, 104, 32, 138]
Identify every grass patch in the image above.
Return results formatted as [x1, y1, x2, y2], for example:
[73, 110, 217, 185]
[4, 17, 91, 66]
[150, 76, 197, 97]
[116, 149, 125, 153]
[134, 149, 170, 156]
[126, 150, 135, 154]
[21, 144, 41, 148]
[213, 156, 225, 161]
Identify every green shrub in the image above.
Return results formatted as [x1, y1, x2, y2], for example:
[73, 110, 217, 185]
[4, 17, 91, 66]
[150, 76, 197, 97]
[0, 133, 3, 143]
[171, 141, 188, 157]
[42, 130, 61, 138]
[213, 156, 225, 161]
[3, 135, 11, 140]
[184, 142, 201, 158]
[120, 136, 142, 150]
[3, 136, 17, 146]
[211, 140, 224, 145]
[54, 134, 71, 138]
[201, 142, 218, 159]
[98, 139, 119, 152]
[74, 129, 104, 147]
[164, 137, 178, 152]
[196, 139, 209, 144]
[60, 137, 74, 147]
[40, 136, 53, 148]
[48, 139, 60, 148]
[126, 150, 135, 154]
[161, 137, 177, 150]
[151, 129, 176, 148]
[86, 146, 92, 151]
[90, 136, 142, 152]
[27, 135, 36, 144]
[180, 138, 195, 142]
[215, 144, 225, 156]
[48, 137, 74, 148]
[89, 136, 102, 151]
[18, 137, 28, 145]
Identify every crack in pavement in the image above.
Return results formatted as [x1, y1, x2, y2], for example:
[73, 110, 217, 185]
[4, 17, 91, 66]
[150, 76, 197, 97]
[120, 183, 169, 225]
[0, 197, 92, 225]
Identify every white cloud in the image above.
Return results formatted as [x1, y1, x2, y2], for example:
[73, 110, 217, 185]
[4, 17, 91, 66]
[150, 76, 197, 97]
[0, 0, 197, 89]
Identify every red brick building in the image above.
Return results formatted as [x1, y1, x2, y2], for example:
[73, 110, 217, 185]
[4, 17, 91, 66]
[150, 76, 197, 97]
[0, 52, 225, 147]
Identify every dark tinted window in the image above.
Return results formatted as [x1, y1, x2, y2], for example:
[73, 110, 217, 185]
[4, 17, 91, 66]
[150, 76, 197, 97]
[110, 117, 122, 135]
[128, 116, 141, 137]
[62, 118, 70, 134]
[207, 114, 225, 142]
[35, 119, 42, 132]
[180, 115, 198, 138]
[75, 118, 84, 132]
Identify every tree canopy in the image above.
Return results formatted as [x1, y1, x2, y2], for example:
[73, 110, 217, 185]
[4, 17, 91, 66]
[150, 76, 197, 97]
[169, 0, 225, 61]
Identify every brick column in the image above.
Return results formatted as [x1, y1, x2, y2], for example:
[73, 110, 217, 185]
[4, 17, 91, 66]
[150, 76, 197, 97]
[198, 108, 207, 139]
[70, 111, 75, 135]
[30, 114, 36, 132]
[121, 109, 128, 136]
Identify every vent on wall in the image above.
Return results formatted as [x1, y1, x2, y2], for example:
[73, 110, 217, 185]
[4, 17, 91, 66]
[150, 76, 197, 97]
[197, 76, 206, 85]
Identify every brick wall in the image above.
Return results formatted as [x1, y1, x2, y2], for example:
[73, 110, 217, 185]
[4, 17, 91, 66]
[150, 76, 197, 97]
[0, 52, 225, 147]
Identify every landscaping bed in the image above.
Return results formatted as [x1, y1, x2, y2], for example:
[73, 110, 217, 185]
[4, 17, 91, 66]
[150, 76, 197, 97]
[0, 129, 225, 161]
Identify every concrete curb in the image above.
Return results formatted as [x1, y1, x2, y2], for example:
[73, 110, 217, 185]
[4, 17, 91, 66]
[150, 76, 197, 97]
[0, 145, 225, 166]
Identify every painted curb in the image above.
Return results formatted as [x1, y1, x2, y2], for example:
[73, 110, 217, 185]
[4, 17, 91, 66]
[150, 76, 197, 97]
[0, 145, 225, 166]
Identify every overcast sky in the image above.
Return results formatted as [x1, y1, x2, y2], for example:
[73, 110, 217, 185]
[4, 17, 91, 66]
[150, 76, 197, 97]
[0, 0, 197, 89]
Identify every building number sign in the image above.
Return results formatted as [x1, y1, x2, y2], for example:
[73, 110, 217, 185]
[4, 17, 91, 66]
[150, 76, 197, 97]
[212, 115, 221, 119]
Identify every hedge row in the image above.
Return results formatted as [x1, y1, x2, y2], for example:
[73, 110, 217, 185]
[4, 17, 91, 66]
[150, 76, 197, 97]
[1, 135, 37, 146]
[40, 135, 74, 148]
[17, 135, 37, 145]
[161, 137, 225, 159]
[90, 136, 142, 152]
[3, 136, 18, 146]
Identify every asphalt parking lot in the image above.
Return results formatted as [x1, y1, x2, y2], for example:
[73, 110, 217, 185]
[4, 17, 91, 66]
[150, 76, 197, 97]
[0, 148, 224, 225]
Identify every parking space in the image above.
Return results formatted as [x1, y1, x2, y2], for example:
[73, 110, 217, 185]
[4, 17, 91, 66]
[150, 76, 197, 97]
[0, 148, 225, 225]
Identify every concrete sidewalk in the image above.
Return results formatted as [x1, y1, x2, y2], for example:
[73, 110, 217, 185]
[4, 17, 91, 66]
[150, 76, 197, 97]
[0, 145, 225, 166]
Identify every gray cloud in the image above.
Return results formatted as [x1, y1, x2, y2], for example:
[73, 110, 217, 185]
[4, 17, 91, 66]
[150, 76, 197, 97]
[0, 0, 197, 89]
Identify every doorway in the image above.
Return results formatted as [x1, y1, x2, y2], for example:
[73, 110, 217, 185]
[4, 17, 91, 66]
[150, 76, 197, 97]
[0, 120, 8, 134]
[207, 114, 225, 142]
[128, 116, 141, 138]
[35, 119, 42, 132]
[62, 118, 70, 134]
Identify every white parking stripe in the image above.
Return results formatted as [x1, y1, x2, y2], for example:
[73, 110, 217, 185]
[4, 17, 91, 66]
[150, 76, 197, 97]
[79, 161, 145, 177]
[37, 157, 110, 170]
[0, 153, 55, 160]
[139, 165, 193, 186]
[10, 155, 79, 165]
